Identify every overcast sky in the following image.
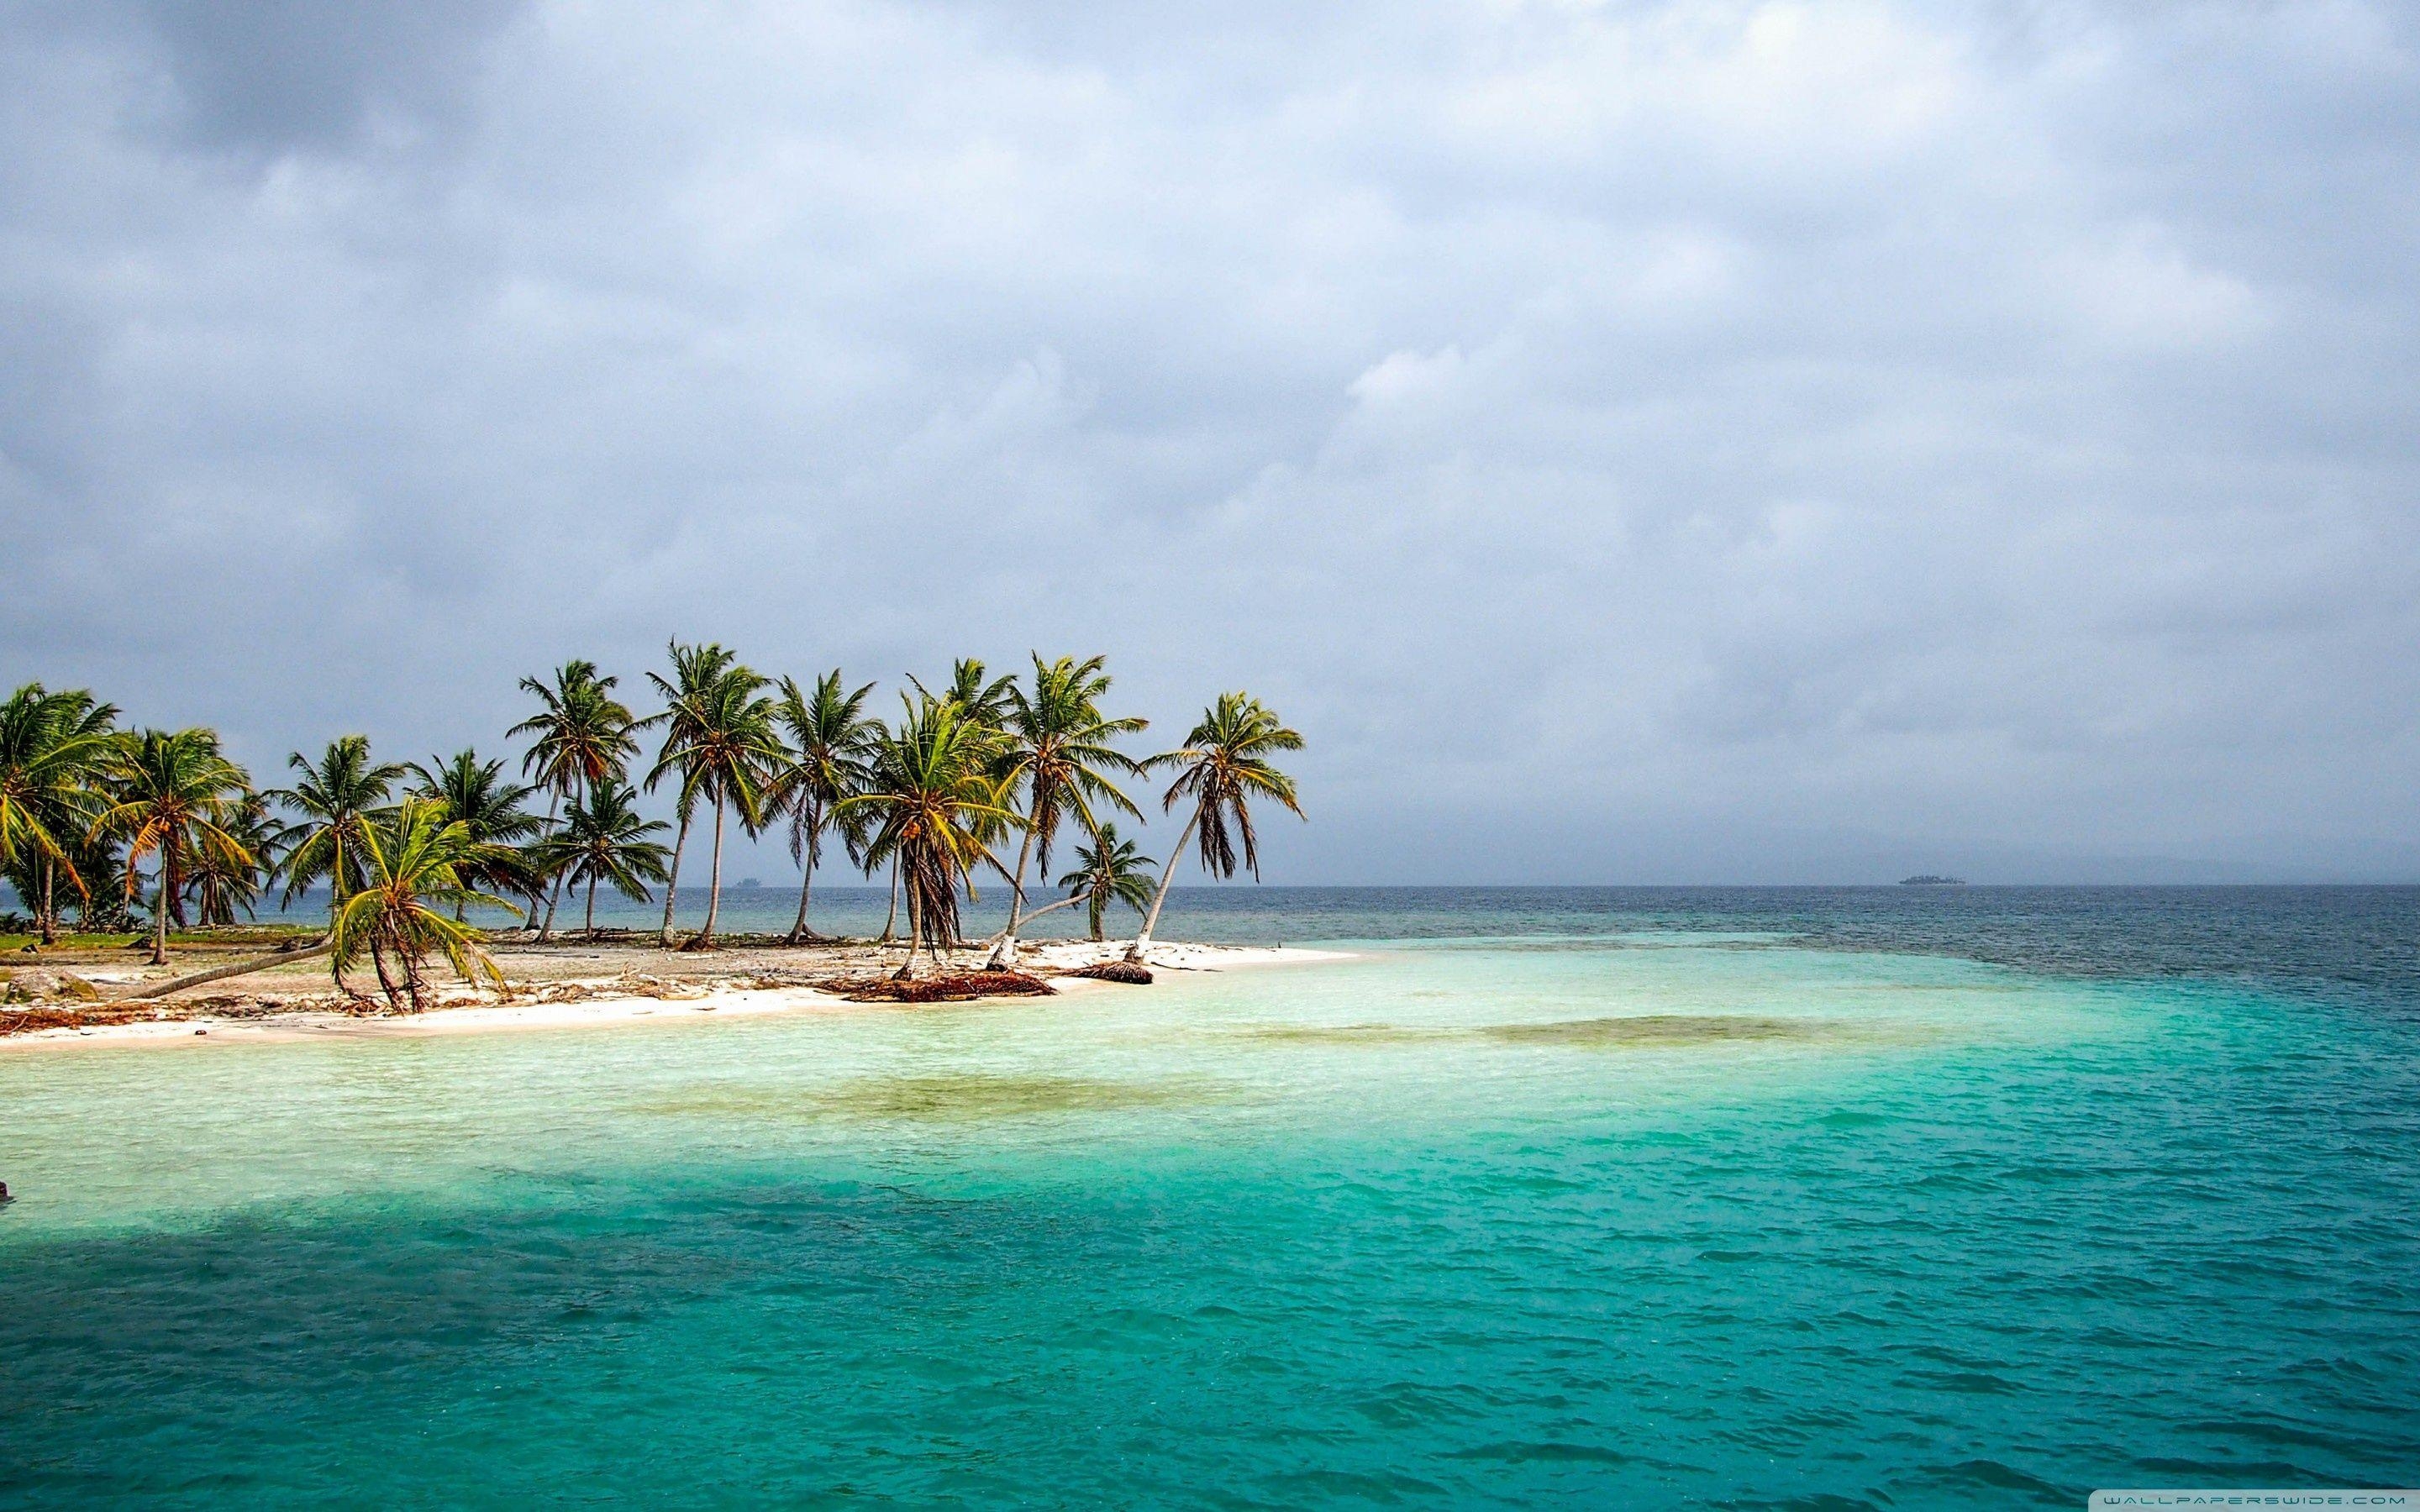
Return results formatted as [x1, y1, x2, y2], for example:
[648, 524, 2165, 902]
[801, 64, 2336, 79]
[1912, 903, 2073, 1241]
[5, 0, 2418, 883]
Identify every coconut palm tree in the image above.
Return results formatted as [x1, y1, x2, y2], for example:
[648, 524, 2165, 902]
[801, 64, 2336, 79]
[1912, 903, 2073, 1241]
[509, 661, 639, 939]
[769, 670, 876, 942]
[90, 728, 255, 965]
[641, 641, 736, 946]
[0, 684, 119, 944]
[329, 798, 512, 1012]
[1128, 693, 1304, 963]
[645, 654, 786, 949]
[986, 654, 1147, 967]
[536, 781, 672, 937]
[909, 659, 1018, 732]
[886, 659, 1014, 943]
[409, 749, 545, 921]
[271, 735, 404, 918]
[839, 697, 1019, 979]
[187, 791, 279, 927]
[1057, 824, 1157, 942]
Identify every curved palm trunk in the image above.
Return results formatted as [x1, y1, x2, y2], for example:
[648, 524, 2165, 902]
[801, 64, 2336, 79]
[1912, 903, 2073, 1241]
[659, 806, 692, 947]
[987, 826, 1039, 969]
[1126, 810, 1199, 963]
[878, 858, 900, 942]
[121, 936, 331, 1000]
[697, 797, 726, 947]
[986, 892, 1082, 964]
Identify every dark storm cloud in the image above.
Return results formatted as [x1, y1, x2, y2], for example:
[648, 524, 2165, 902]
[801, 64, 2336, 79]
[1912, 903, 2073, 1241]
[3, 0, 2417, 881]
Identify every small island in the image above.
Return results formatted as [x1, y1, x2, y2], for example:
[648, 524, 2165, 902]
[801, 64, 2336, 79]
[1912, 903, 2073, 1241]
[1897, 874, 1967, 886]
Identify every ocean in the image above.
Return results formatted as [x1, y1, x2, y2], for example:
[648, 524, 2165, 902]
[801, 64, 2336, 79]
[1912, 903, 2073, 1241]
[3, 887, 2417, 1506]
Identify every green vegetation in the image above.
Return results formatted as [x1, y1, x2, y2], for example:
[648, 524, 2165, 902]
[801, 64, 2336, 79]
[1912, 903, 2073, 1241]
[329, 800, 512, 1011]
[1057, 825, 1157, 942]
[1, 654, 1304, 991]
[1128, 693, 1305, 962]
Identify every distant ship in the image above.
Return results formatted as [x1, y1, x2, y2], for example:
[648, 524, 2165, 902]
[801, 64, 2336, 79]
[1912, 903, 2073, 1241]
[1897, 874, 1966, 886]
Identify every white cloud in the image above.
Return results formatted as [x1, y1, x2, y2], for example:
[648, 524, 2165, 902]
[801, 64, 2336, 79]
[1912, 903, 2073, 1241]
[3, 0, 2418, 879]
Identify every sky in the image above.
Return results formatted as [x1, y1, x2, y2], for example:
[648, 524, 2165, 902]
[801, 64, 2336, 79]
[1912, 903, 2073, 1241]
[4, 0, 2418, 884]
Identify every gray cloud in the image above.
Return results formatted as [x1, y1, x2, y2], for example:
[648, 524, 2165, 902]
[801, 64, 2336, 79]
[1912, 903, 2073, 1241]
[4, 0, 2417, 882]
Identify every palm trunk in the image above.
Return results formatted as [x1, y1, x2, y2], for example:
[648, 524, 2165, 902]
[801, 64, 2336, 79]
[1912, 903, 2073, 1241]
[1127, 810, 1198, 963]
[150, 863, 169, 967]
[989, 826, 1039, 969]
[879, 858, 900, 942]
[659, 806, 692, 947]
[121, 936, 331, 1001]
[894, 881, 921, 979]
[371, 937, 403, 1011]
[39, 859, 57, 947]
[788, 829, 818, 944]
[537, 789, 566, 941]
[697, 797, 727, 947]
[585, 875, 598, 937]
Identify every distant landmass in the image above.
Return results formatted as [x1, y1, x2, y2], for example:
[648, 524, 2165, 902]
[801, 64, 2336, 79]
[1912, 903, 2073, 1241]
[1898, 874, 1966, 886]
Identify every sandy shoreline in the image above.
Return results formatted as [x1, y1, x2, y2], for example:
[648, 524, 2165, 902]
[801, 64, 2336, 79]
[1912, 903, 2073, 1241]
[0, 941, 1354, 1052]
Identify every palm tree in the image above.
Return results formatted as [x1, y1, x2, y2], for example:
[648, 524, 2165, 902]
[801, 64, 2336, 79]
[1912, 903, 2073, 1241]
[271, 735, 404, 919]
[769, 670, 876, 942]
[509, 661, 639, 939]
[641, 641, 735, 946]
[1058, 825, 1157, 942]
[839, 697, 1019, 979]
[329, 799, 512, 1011]
[986, 654, 1146, 967]
[409, 749, 544, 921]
[90, 728, 255, 965]
[1128, 693, 1305, 963]
[644, 651, 786, 948]
[0, 684, 119, 945]
[536, 781, 672, 937]
[187, 791, 279, 927]
[886, 659, 1014, 943]
[909, 659, 1018, 732]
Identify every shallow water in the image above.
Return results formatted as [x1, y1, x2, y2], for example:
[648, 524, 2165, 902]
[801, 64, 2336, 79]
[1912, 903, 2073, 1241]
[5, 893, 2419, 1506]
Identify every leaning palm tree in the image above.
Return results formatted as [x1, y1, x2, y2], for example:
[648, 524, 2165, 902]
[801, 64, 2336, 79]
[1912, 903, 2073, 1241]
[1128, 694, 1305, 963]
[986, 654, 1146, 967]
[329, 798, 513, 1012]
[769, 670, 876, 942]
[535, 781, 673, 937]
[509, 661, 640, 939]
[89, 728, 255, 965]
[271, 735, 404, 919]
[644, 656, 786, 948]
[0, 684, 119, 945]
[641, 641, 737, 946]
[1058, 825, 1157, 942]
[409, 749, 546, 921]
[839, 697, 1019, 979]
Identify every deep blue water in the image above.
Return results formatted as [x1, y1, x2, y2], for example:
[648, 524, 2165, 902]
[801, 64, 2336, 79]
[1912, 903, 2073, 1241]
[3, 888, 2417, 1507]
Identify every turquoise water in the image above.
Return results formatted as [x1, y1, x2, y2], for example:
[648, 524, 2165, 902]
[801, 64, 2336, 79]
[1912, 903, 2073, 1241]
[5, 891, 2419, 1506]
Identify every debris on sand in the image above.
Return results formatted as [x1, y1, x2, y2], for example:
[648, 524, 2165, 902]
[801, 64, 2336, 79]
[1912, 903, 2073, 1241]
[1067, 960, 1154, 984]
[824, 971, 1056, 1003]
